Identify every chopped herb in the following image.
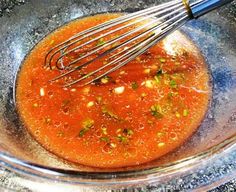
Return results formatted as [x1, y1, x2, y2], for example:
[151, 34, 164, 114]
[159, 58, 166, 63]
[183, 109, 189, 117]
[154, 76, 160, 84]
[156, 68, 163, 77]
[97, 38, 105, 46]
[155, 68, 164, 83]
[150, 104, 164, 119]
[123, 128, 134, 136]
[131, 82, 138, 90]
[170, 79, 177, 89]
[167, 91, 178, 99]
[101, 76, 110, 84]
[117, 135, 128, 143]
[82, 118, 94, 129]
[100, 137, 110, 143]
[79, 118, 94, 137]
[79, 129, 88, 137]
[171, 73, 185, 81]
[49, 40, 55, 45]
[102, 105, 119, 119]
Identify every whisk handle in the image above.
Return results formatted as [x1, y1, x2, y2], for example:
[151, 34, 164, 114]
[190, 0, 233, 18]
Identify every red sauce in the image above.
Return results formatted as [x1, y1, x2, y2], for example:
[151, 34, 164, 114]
[16, 14, 211, 168]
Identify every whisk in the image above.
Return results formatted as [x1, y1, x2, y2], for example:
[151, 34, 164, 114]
[45, 0, 233, 87]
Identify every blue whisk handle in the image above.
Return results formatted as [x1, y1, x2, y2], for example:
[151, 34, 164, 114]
[190, 0, 233, 18]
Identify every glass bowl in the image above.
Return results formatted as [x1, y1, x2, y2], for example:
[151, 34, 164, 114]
[0, 0, 236, 191]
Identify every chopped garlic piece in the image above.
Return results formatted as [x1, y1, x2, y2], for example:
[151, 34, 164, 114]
[87, 101, 94, 107]
[157, 142, 165, 147]
[101, 77, 109, 84]
[145, 80, 154, 88]
[110, 143, 117, 148]
[119, 70, 126, 75]
[114, 86, 125, 94]
[40, 88, 45, 96]
[176, 112, 181, 118]
[71, 88, 76, 92]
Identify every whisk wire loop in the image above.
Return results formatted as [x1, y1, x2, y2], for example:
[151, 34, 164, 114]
[45, 0, 232, 87]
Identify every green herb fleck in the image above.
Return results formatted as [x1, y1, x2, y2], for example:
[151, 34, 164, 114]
[97, 38, 105, 46]
[79, 129, 88, 137]
[167, 91, 178, 99]
[154, 76, 160, 84]
[131, 82, 138, 90]
[123, 128, 134, 136]
[117, 135, 128, 143]
[82, 118, 94, 129]
[154, 69, 164, 84]
[100, 137, 110, 143]
[102, 105, 119, 119]
[156, 68, 163, 77]
[159, 58, 166, 63]
[101, 76, 110, 84]
[79, 118, 94, 137]
[150, 104, 164, 119]
[170, 79, 177, 89]
[183, 109, 189, 117]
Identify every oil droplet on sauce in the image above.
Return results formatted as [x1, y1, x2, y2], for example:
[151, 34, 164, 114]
[16, 13, 211, 168]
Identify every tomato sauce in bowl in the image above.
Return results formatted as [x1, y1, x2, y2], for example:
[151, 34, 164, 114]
[16, 14, 211, 168]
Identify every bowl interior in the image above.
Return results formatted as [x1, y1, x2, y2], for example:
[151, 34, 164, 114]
[0, 0, 236, 173]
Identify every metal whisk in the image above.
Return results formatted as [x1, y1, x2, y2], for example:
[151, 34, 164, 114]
[45, 0, 232, 87]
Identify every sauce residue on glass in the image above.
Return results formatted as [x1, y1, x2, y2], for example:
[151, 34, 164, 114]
[16, 14, 211, 168]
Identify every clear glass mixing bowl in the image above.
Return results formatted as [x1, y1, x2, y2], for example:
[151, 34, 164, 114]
[0, 0, 236, 191]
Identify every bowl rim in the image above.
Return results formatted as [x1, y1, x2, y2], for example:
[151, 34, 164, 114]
[0, 132, 236, 185]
